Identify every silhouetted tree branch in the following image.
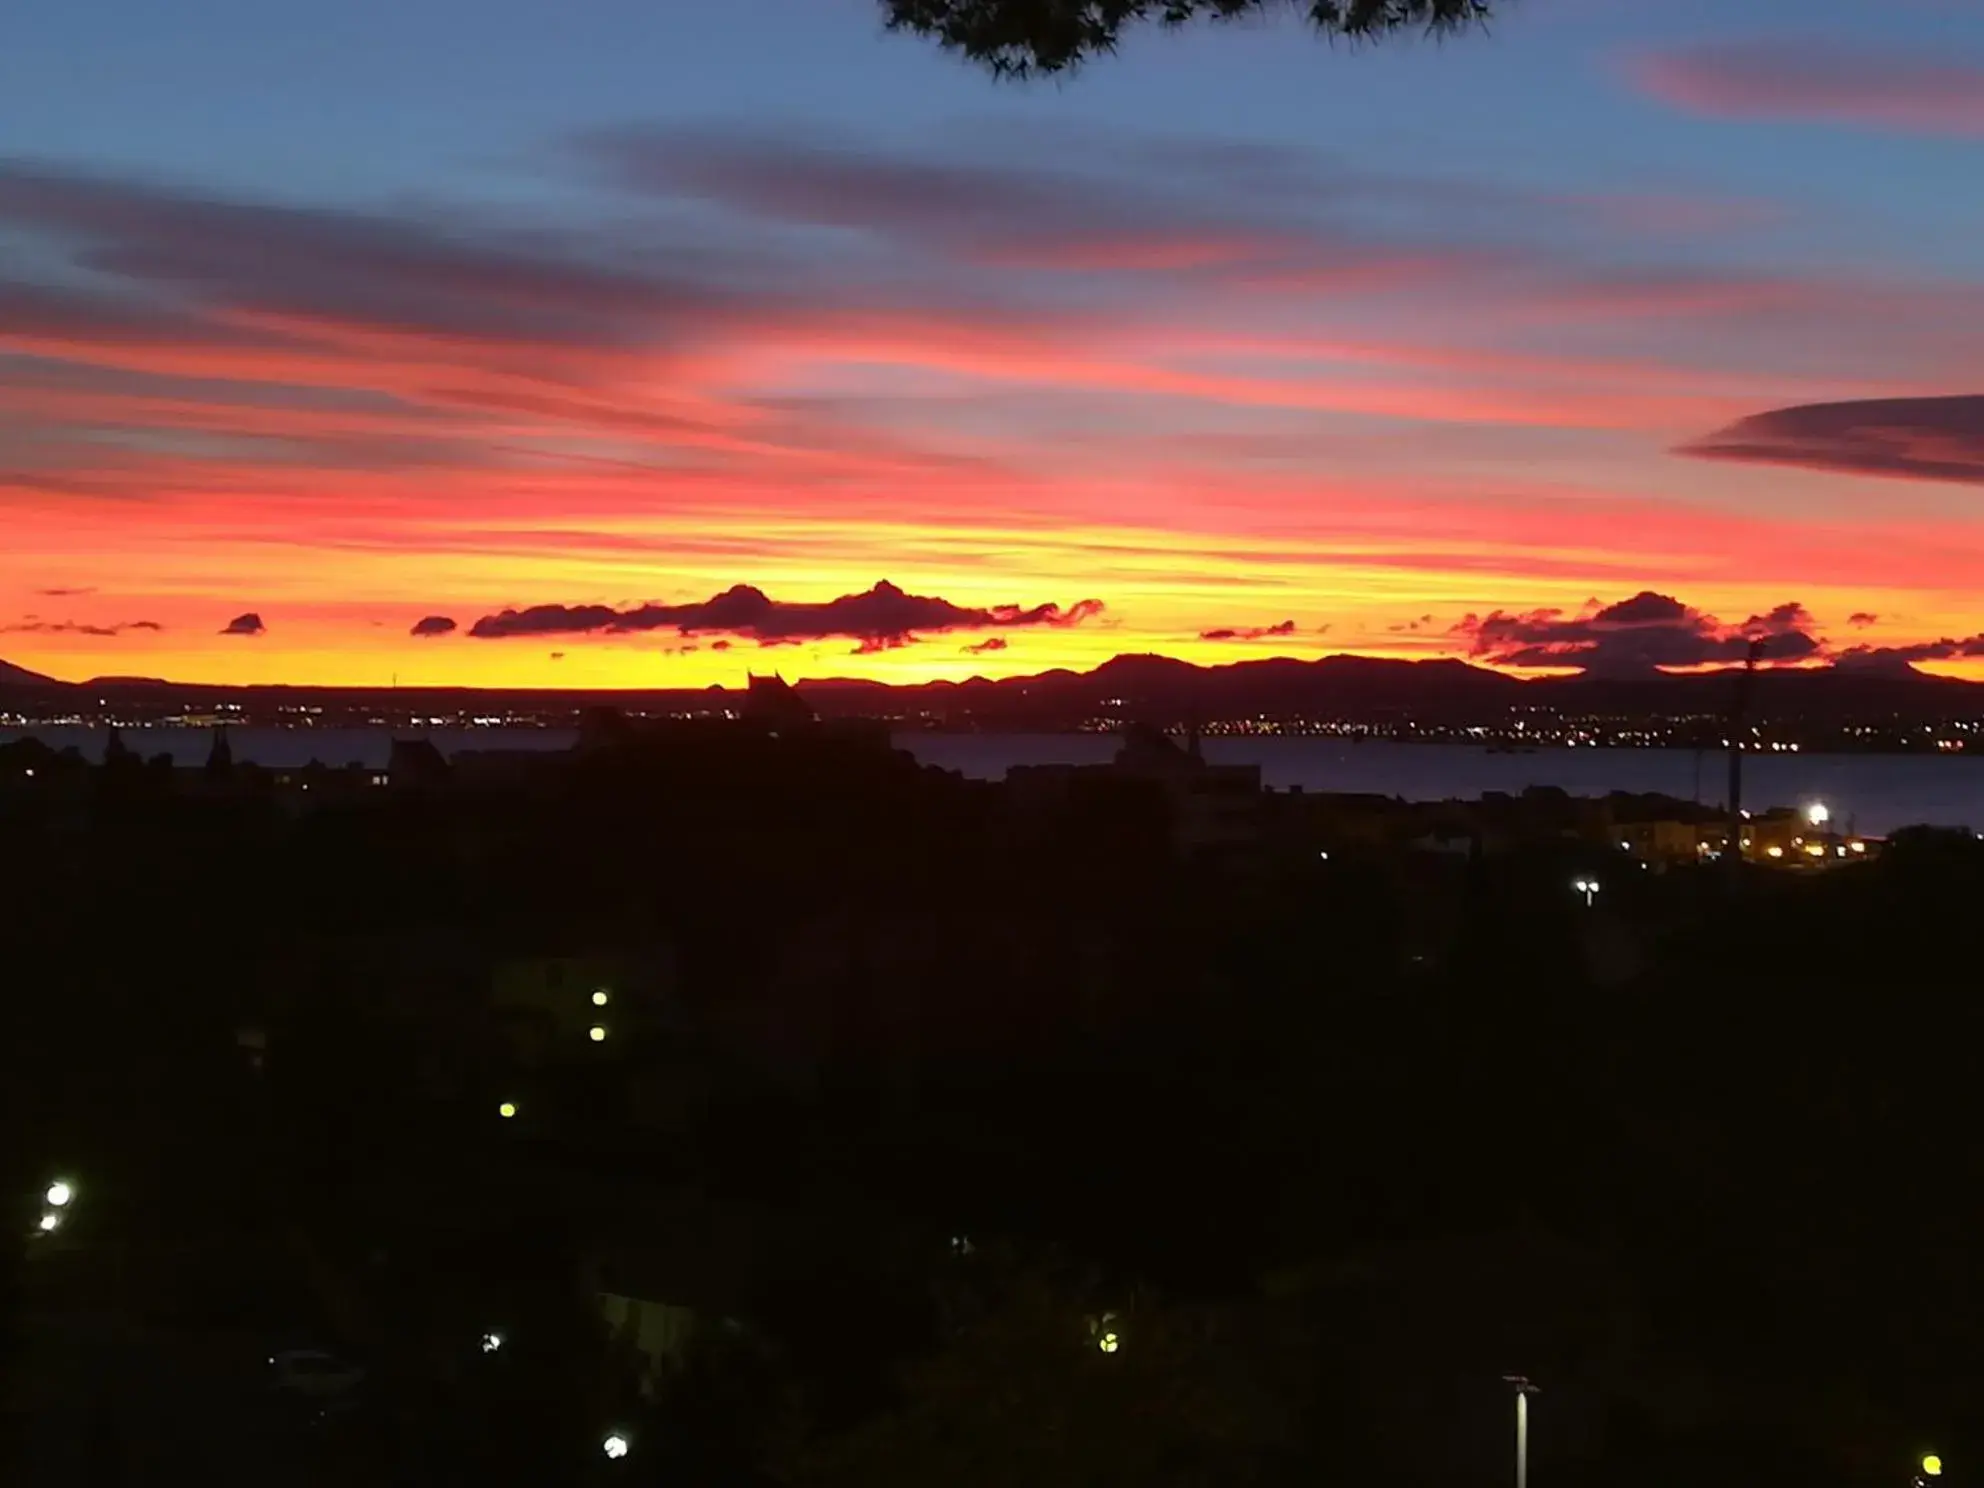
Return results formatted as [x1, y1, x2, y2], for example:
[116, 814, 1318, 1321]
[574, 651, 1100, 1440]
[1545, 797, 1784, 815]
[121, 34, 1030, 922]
[883, 0, 1494, 77]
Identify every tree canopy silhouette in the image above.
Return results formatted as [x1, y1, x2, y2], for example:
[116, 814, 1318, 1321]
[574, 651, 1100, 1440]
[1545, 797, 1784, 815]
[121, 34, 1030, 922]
[883, 0, 1494, 77]
[784, 1254, 1292, 1488]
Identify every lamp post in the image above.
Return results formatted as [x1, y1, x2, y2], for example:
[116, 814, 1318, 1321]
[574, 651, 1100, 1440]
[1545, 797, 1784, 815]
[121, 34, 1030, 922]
[1571, 877, 1599, 908]
[1502, 1376, 1540, 1488]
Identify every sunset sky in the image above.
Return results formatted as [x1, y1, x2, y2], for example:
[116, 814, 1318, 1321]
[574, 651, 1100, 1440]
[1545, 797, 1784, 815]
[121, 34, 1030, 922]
[6, 0, 1984, 688]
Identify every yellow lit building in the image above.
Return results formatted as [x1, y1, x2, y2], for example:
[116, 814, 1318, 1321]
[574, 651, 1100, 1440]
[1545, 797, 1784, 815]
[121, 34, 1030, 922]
[1740, 809, 1876, 867]
[1615, 819, 1705, 866]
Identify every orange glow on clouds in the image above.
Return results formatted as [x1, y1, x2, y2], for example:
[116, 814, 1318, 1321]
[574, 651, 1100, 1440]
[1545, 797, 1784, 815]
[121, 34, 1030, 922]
[4, 129, 1983, 690]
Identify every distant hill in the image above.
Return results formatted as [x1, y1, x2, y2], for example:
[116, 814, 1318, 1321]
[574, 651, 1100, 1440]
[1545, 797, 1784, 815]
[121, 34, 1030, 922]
[0, 658, 57, 688]
[792, 650, 1984, 725]
[1, 650, 1979, 729]
[791, 651, 1526, 723]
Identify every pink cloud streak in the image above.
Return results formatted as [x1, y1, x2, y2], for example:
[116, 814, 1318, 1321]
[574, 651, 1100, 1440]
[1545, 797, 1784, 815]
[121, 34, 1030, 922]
[1630, 41, 1984, 134]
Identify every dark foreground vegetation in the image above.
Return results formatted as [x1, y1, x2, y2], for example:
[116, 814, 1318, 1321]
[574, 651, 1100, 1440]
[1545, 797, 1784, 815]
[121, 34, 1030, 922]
[2, 719, 1980, 1485]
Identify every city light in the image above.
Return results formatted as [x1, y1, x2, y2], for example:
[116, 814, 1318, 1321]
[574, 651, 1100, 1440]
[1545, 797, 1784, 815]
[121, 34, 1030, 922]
[1766, 846, 1784, 859]
[589, 1025, 608, 1043]
[1923, 1456, 1943, 1477]
[498, 1101, 517, 1119]
[592, 989, 609, 1007]
[37, 1212, 60, 1233]
[1097, 1331, 1120, 1354]
[481, 1331, 504, 1354]
[1571, 877, 1600, 907]
[602, 1433, 630, 1460]
[1806, 802, 1831, 827]
[45, 1181, 73, 1208]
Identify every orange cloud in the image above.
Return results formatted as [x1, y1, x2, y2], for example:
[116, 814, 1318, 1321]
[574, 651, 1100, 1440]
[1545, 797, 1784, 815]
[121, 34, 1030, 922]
[3, 137, 1982, 693]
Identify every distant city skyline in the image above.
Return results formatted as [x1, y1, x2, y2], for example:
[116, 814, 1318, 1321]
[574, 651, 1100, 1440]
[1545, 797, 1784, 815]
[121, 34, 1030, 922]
[6, 0, 1984, 688]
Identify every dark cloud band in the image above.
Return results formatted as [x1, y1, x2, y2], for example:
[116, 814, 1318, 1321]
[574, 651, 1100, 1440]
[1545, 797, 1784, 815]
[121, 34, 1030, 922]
[468, 580, 1103, 652]
[1679, 396, 1984, 487]
[1452, 590, 1820, 676]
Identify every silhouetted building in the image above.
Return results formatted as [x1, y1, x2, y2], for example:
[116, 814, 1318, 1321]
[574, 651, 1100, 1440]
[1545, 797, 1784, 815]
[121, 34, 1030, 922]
[203, 724, 233, 780]
[1615, 817, 1703, 866]
[387, 736, 449, 789]
[450, 747, 558, 786]
[742, 672, 815, 732]
[1008, 722, 1263, 857]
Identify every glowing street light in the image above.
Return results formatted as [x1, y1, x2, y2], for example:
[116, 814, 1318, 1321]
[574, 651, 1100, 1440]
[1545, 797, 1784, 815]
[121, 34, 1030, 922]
[588, 1025, 608, 1043]
[602, 1433, 630, 1461]
[1806, 801, 1831, 828]
[1502, 1376, 1540, 1488]
[481, 1331, 504, 1354]
[1089, 1310, 1122, 1353]
[1922, 1455, 1943, 1478]
[592, 989, 609, 1007]
[1571, 876, 1600, 907]
[37, 1212, 60, 1233]
[45, 1181, 73, 1208]
[498, 1101, 517, 1120]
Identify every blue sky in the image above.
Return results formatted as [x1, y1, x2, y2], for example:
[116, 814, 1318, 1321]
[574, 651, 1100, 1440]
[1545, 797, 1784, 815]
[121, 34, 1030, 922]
[4, 0, 1972, 219]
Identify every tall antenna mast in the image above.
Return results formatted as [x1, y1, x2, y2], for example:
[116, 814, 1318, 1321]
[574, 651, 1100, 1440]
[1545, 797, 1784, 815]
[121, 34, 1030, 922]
[1725, 637, 1765, 887]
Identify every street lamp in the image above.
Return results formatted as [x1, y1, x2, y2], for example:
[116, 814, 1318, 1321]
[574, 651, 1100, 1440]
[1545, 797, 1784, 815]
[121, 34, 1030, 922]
[1806, 801, 1831, 828]
[45, 1180, 73, 1208]
[1089, 1310, 1123, 1353]
[588, 1025, 608, 1043]
[1571, 876, 1600, 907]
[1502, 1376, 1539, 1488]
[497, 1101, 517, 1120]
[602, 1433, 630, 1461]
[1919, 1454, 1943, 1482]
[481, 1331, 504, 1354]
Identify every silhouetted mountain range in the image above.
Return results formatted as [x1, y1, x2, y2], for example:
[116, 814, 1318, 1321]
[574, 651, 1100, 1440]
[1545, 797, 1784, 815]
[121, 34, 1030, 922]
[0, 659, 57, 688]
[4, 650, 1980, 731]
